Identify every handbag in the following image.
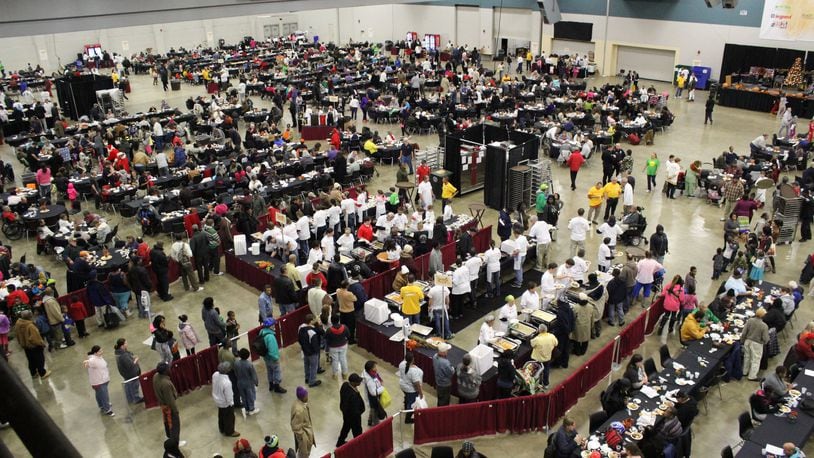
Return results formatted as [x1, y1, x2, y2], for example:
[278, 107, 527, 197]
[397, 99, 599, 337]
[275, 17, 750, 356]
[379, 388, 392, 408]
[411, 396, 428, 410]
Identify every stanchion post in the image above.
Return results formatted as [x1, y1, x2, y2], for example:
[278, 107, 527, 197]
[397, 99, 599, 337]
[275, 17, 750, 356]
[643, 305, 652, 336]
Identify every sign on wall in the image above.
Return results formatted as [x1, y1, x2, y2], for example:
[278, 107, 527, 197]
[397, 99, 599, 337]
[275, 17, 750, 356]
[760, 0, 814, 41]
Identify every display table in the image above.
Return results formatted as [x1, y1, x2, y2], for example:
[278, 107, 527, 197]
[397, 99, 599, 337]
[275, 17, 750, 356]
[300, 125, 334, 141]
[356, 317, 532, 401]
[719, 87, 814, 118]
[224, 251, 284, 292]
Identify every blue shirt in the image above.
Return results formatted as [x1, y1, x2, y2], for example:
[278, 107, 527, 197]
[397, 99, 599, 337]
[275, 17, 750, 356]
[432, 354, 454, 387]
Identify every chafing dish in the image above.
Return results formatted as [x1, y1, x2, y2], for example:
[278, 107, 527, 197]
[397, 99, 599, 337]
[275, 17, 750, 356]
[490, 336, 521, 353]
[509, 321, 538, 340]
[410, 323, 433, 337]
[529, 309, 557, 327]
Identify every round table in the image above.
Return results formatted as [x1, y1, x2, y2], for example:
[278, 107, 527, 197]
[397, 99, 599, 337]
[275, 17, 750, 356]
[22, 204, 67, 228]
[88, 247, 130, 274]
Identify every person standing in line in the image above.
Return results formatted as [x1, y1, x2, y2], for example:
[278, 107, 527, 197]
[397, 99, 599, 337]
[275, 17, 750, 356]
[399, 352, 424, 424]
[363, 361, 385, 426]
[336, 373, 366, 447]
[189, 224, 210, 284]
[83, 345, 115, 416]
[150, 241, 174, 301]
[326, 314, 350, 381]
[114, 338, 143, 404]
[126, 257, 152, 318]
[567, 148, 585, 191]
[568, 208, 590, 257]
[291, 386, 316, 458]
[170, 233, 203, 293]
[456, 354, 482, 404]
[704, 96, 715, 125]
[203, 218, 223, 276]
[14, 310, 50, 379]
[259, 318, 287, 394]
[177, 315, 201, 356]
[153, 362, 185, 446]
[202, 297, 226, 347]
[212, 361, 240, 437]
[297, 314, 323, 388]
[234, 348, 259, 417]
[530, 323, 558, 390]
[433, 343, 454, 406]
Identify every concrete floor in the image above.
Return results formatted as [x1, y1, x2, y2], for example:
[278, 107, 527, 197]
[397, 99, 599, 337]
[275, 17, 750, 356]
[1, 67, 811, 457]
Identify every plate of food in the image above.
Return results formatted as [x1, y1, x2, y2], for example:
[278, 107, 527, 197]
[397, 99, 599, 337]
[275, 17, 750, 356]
[659, 403, 670, 410]
[789, 389, 802, 397]
[779, 405, 791, 413]
[627, 402, 640, 411]
[101, 255, 113, 261]
[629, 432, 643, 441]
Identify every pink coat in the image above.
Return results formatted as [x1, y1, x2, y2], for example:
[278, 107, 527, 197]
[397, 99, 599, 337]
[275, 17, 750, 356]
[67, 183, 78, 201]
[662, 282, 685, 312]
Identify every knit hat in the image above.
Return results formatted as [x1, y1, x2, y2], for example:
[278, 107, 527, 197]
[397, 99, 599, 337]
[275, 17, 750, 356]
[262, 317, 276, 328]
[264, 435, 279, 448]
[233, 438, 251, 453]
[461, 441, 474, 453]
[505, 295, 515, 302]
[348, 373, 362, 384]
[296, 386, 308, 400]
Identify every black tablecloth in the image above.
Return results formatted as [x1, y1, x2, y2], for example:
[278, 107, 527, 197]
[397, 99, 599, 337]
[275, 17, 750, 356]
[719, 88, 814, 118]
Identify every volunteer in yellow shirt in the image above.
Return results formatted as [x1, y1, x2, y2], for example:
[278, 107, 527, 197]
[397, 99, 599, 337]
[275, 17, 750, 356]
[530, 323, 558, 388]
[586, 181, 604, 224]
[602, 176, 622, 220]
[441, 177, 458, 211]
[364, 138, 378, 156]
[400, 274, 425, 324]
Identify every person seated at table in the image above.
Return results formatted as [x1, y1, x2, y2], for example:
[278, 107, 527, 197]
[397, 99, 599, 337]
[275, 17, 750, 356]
[709, 289, 736, 320]
[600, 378, 631, 416]
[71, 250, 93, 284]
[82, 211, 101, 226]
[654, 406, 683, 442]
[623, 353, 648, 389]
[782, 442, 806, 458]
[749, 385, 780, 421]
[551, 416, 585, 458]
[674, 391, 699, 428]
[56, 213, 72, 233]
[762, 365, 791, 400]
[62, 238, 82, 263]
[691, 302, 720, 327]
[94, 219, 111, 244]
[1, 206, 18, 223]
[137, 204, 159, 236]
[724, 269, 750, 297]
[679, 310, 708, 343]
[796, 330, 814, 363]
[763, 298, 788, 333]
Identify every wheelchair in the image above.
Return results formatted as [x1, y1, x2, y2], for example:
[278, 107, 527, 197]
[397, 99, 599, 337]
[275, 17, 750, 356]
[1, 218, 25, 241]
[619, 218, 648, 247]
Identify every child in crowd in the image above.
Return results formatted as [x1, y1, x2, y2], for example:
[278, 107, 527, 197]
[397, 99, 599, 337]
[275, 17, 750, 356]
[226, 310, 240, 355]
[750, 250, 766, 284]
[33, 308, 53, 352]
[680, 285, 698, 327]
[68, 295, 90, 338]
[712, 248, 725, 280]
[177, 314, 200, 356]
[732, 251, 750, 274]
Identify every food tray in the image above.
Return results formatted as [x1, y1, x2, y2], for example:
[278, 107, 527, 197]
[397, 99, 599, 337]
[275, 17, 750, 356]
[490, 336, 521, 353]
[509, 321, 538, 340]
[385, 292, 403, 305]
[410, 323, 433, 337]
[530, 309, 557, 325]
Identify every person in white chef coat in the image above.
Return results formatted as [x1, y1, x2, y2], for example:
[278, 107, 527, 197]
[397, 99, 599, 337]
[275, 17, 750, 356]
[478, 315, 497, 345]
[496, 295, 518, 334]
[519, 282, 540, 311]
[539, 262, 558, 309]
[484, 240, 502, 298]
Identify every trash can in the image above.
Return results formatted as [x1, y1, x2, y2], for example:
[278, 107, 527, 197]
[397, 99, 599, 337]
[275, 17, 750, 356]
[170, 79, 181, 91]
[430, 169, 452, 200]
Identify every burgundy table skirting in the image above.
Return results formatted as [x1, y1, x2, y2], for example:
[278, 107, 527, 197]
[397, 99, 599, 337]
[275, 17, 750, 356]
[139, 345, 221, 409]
[333, 417, 394, 458]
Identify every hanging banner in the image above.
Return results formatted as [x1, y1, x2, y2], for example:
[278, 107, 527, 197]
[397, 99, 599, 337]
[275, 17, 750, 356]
[760, 0, 814, 41]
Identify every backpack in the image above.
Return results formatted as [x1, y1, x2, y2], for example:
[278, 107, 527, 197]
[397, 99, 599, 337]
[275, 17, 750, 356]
[104, 305, 120, 329]
[628, 133, 641, 145]
[35, 316, 51, 335]
[252, 334, 268, 357]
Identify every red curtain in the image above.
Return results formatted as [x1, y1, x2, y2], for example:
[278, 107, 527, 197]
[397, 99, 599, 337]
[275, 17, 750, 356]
[441, 242, 457, 269]
[334, 417, 394, 458]
[414, 402, 496, 445]
[494, 395, 548, 434]
[356, 321, 404, 369]
[140, 369, 159, 409]
[57, 288, 92, 317]
[248, 325, 262, 361]
[472, 226, 493, 253]
[619, 313, 647, 359]
[277, 305, 310, 348]
[171, 353, 201, 395]
[644, 296, 665, 335]
[195, 346, 220, 386]
[584, 340, 615, 392]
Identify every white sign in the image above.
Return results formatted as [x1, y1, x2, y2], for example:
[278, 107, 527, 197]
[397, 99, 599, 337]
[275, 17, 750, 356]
[434, 272, 452, 288]
[38, 49, 48, 62]
[121, 41, 129, 52]
[760, 0, 814, 42]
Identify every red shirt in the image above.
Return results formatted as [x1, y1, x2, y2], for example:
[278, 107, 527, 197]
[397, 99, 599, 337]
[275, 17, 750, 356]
[568, 151, 585, 172]
[305, 272, 328, 291]
[357, 223, 373, 242]
[6, 289, 29, 305]
[68, 301, 88, 321]
[417, 164, 431, 183]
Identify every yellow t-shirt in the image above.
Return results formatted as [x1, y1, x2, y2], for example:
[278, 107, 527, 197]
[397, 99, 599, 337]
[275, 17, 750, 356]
[531, 332, 558, 362]
[442, 182, 458, 200]
[400, 284, 425, 316]
[364, 140, 378, 155]
[603, 182, 622, 199]
[587, 186, 604, 207]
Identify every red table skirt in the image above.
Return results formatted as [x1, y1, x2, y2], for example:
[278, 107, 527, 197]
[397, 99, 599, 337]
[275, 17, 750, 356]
[300, 125, 334, 141]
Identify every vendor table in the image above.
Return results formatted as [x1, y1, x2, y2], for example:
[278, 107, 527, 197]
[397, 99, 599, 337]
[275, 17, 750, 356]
[300, 125, 334, 141]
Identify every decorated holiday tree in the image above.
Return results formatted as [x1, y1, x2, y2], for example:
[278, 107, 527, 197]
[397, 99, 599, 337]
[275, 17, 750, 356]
[785, 57, 804, 87]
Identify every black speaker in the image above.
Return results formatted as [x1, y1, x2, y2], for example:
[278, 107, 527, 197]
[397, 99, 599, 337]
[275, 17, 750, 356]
[705, 0, 721, 7]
